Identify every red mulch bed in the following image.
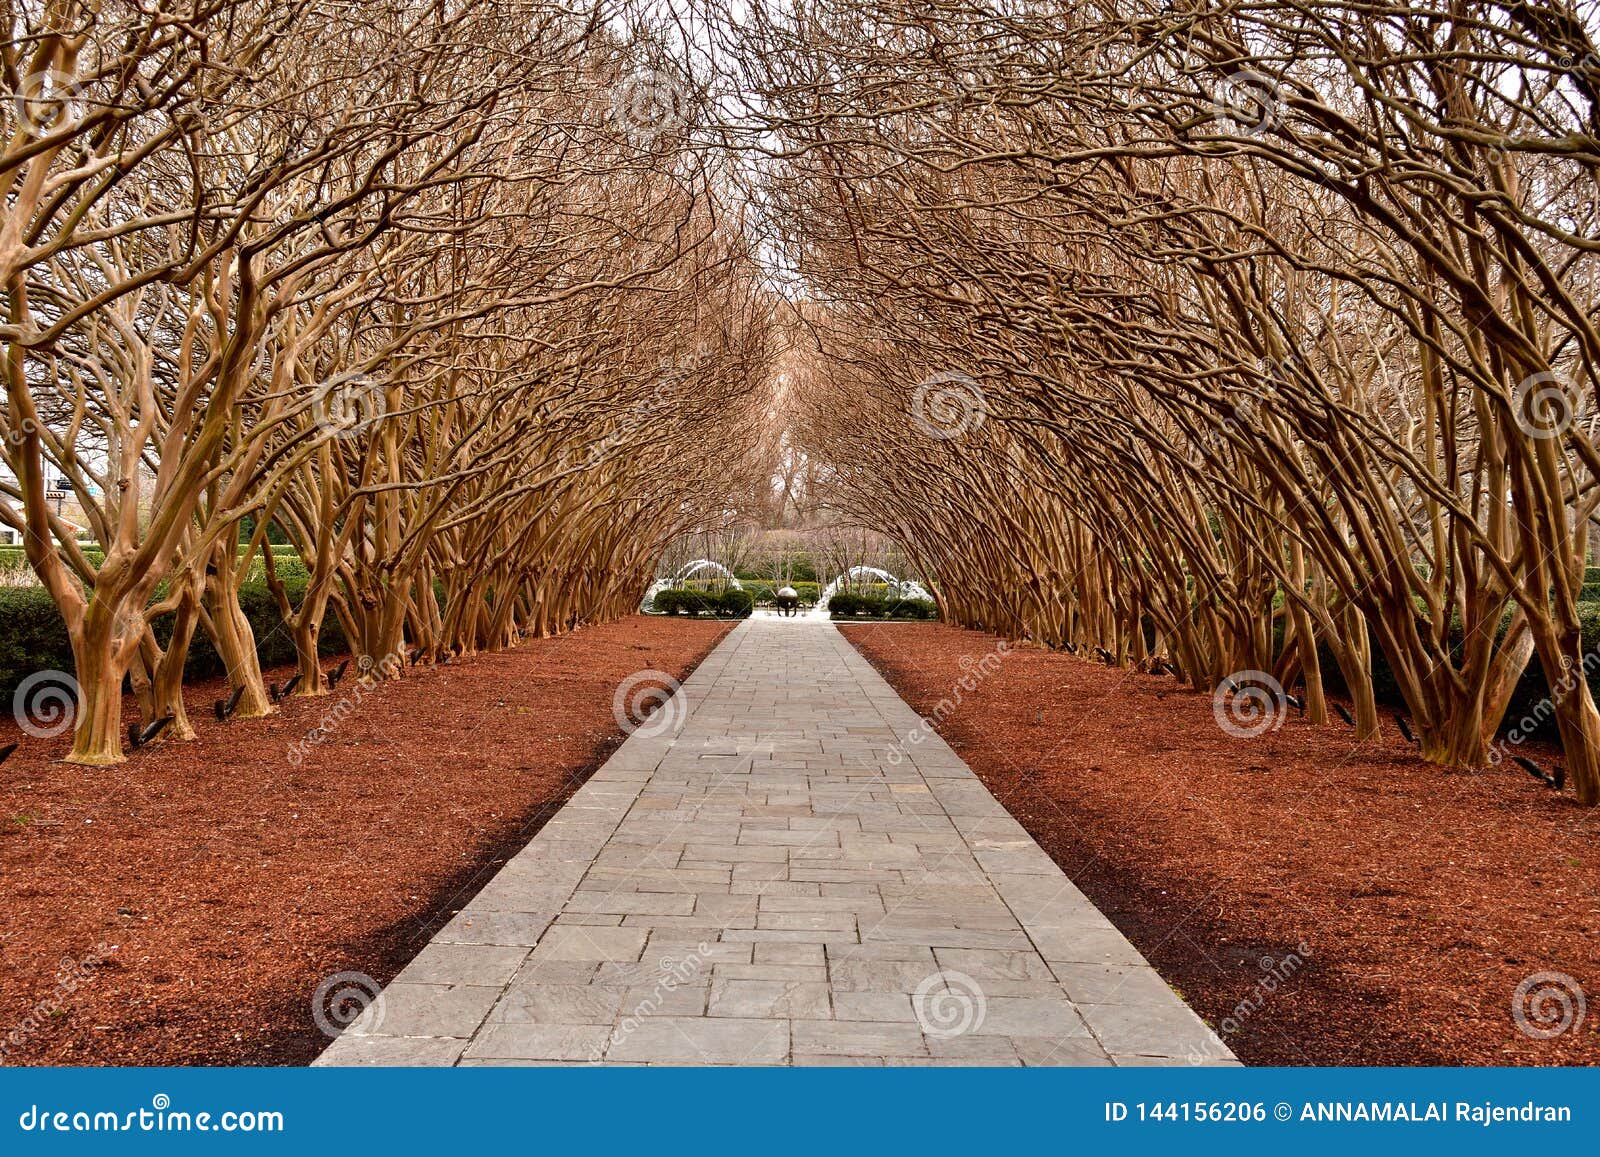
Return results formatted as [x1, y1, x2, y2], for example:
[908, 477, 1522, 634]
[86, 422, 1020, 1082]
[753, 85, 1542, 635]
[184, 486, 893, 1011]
[842, 623, 1600, 1066]
[0, 616, 730, 1066]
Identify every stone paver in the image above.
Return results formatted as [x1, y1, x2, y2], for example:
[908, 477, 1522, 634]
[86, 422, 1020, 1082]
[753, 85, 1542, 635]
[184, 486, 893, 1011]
[314, 617, 1235, 1067]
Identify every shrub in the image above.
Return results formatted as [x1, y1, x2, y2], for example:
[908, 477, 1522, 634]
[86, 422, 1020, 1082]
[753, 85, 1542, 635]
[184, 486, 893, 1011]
[829, 592, 938, 620]
[719, 587, 755, 617]
[0, 574, 347, 696]
[647, 586, 751, 618]
[827, 591, 860, 618]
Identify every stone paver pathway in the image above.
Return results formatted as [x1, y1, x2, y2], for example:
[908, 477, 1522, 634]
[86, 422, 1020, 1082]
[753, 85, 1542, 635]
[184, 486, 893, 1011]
[315, 618, 1234, 1066]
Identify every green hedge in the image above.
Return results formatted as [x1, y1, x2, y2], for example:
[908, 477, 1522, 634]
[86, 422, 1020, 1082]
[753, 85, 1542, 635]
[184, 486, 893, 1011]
[0, 542, 299, 573]
[650, 587, 754, 618]
[828, 593, 938, 620]
[0, 575, 346, 696]
[740, 580, 821, 606]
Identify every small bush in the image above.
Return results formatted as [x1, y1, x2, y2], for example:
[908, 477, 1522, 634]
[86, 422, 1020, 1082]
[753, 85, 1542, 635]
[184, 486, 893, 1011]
[0, 574, 346, 696]
[647, 586, 751, 618]
[719, 587, 755, 617]
[829, 592, 938, 620]
[828, 591, 860, 618]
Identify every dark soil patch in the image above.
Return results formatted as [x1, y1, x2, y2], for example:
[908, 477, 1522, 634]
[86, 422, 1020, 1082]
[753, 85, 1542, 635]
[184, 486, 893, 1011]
[842, 623, 1599, 1066]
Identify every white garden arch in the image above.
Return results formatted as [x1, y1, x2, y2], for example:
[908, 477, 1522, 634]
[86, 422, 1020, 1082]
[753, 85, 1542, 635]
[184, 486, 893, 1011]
[642, 559, 743, 610]
[817, 566, 931, 609]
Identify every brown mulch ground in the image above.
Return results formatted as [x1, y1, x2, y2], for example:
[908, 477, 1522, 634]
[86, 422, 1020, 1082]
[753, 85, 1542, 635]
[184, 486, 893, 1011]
[0, 616, 730, 1066]
[842, 623, 1600, 1066]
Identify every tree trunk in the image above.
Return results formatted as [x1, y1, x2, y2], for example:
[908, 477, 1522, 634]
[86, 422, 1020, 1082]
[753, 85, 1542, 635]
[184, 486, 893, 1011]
[67, 610, 125, 766]
[206, 567, 273, 718]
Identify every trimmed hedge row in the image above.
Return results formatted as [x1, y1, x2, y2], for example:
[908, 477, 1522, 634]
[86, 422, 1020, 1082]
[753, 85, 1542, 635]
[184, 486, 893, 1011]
[740, 580, 821, 605]
[0, 576, 346, 696]
[828, 593, 939, 620]
[651, 587, 755, 618]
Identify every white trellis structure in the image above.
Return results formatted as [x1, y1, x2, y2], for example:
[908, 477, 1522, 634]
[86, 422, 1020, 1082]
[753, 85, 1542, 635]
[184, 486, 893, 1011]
[817, 565, 931, 609]
[642, 559, 743, 610]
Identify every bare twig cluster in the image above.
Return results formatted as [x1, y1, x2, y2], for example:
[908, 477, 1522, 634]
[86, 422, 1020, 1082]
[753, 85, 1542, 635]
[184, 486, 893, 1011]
[1, 0, 776, 763]
[725, 0, 1600, 803]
